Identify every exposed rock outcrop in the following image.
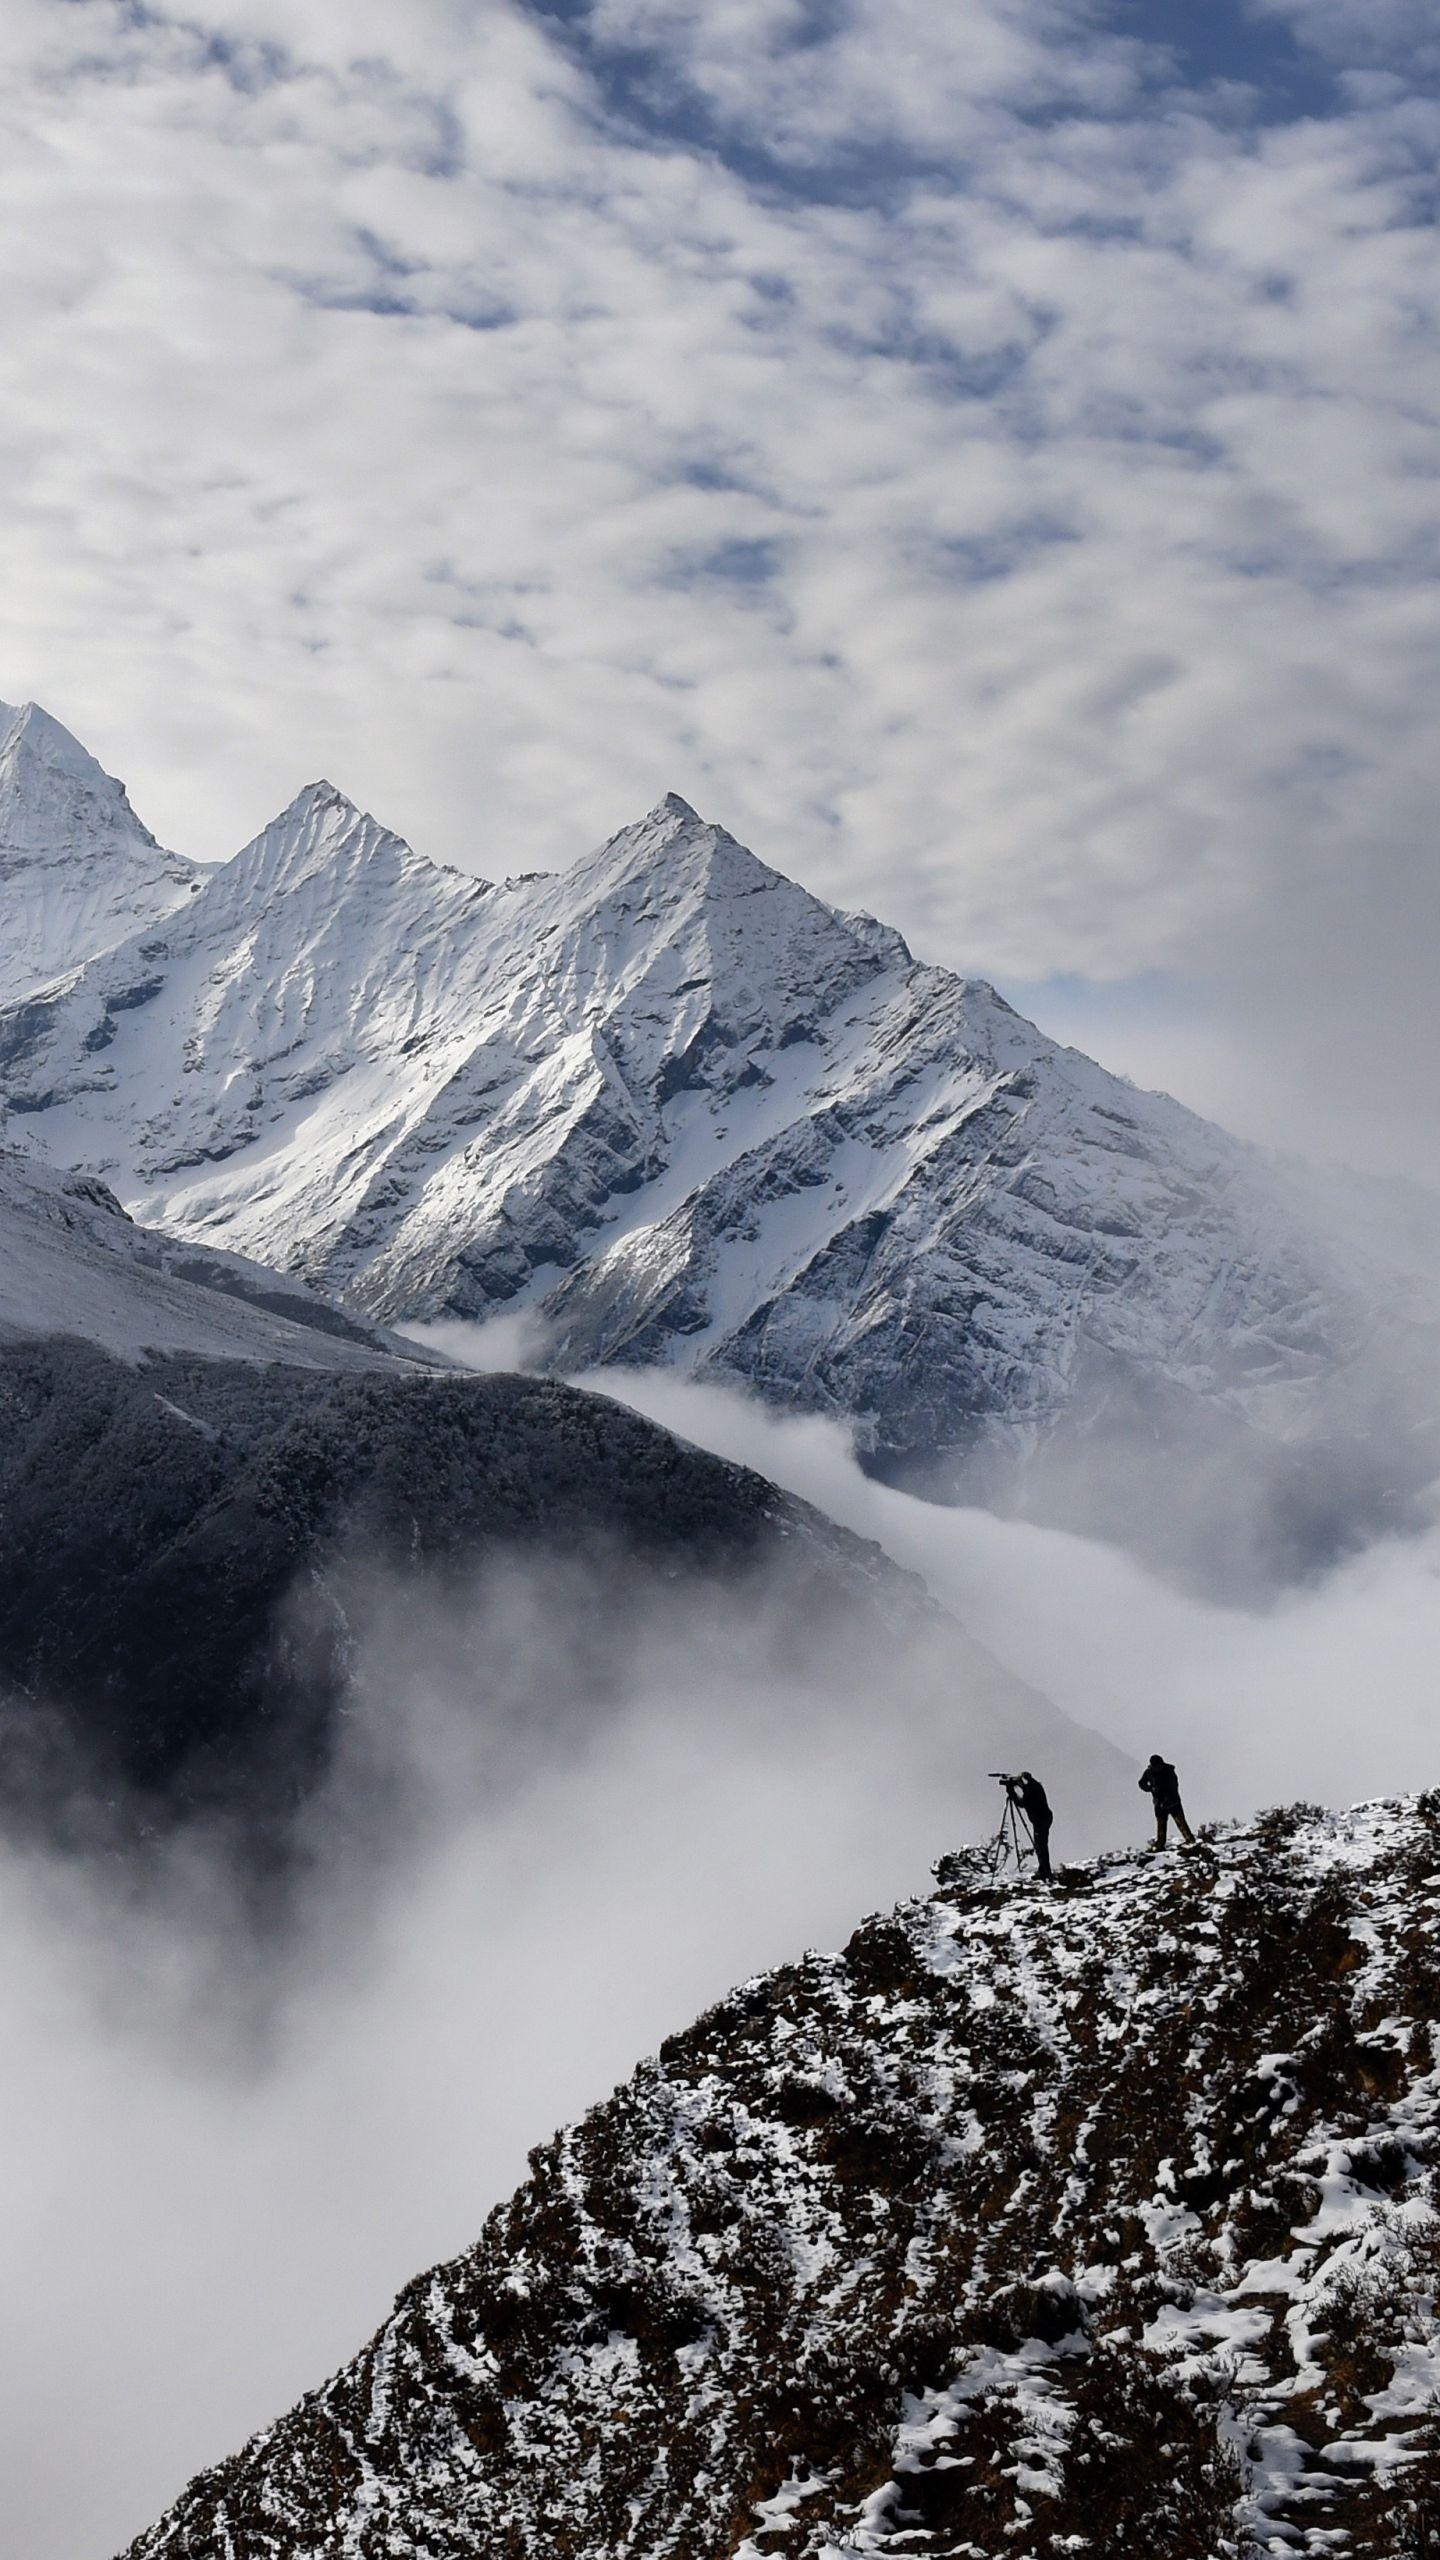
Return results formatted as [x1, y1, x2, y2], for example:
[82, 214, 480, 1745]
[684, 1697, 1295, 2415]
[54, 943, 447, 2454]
[123, 1797, 1440, 2559]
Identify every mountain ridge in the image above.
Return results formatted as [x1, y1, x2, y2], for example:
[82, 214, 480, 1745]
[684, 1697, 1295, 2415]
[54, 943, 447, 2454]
[0, 1142, 426, 1371]
[1, 705, 1437, 1588]
[0, 699, 201, 1007]
[119, 1794, 1440, 2559]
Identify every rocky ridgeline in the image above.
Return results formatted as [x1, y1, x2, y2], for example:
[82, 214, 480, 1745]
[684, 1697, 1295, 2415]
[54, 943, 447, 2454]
[124, 1799, 1440, 2558]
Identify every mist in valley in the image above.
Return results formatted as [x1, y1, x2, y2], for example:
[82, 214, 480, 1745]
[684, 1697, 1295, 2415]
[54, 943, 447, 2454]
[556, 1365, 1440, 1819]
[5, 1323, 1439, 2556]
[0, 1526, 1118, 2560]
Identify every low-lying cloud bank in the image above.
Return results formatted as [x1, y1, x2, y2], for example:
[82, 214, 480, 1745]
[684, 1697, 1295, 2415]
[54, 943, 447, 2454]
[556, 1361, 1440, 1818]
[0, 1488, 1116, 2560]
[9, 1333, 1437, 2560]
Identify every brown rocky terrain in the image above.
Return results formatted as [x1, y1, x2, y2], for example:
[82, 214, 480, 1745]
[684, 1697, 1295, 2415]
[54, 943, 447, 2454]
[123, 1796, 1440, 2558]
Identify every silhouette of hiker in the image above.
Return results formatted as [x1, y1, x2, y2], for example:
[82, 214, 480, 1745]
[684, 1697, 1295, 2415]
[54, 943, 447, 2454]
[1139, 1753, 1195, 1848]
[1012, 1771, 1054, 1880]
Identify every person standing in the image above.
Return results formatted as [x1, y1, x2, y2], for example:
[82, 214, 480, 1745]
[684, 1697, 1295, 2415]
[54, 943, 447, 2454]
[1012, 1771, 1054, 1880]
[1139, 1753, 1195, 1848]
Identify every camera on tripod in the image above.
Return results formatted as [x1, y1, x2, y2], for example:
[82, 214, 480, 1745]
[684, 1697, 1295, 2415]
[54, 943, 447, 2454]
[986, 1770, 1038, 1871]
[933, 1770, 1052, 1890]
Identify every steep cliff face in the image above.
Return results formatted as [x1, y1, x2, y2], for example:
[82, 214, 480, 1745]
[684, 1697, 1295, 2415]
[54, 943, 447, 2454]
[3, 753, 1437, 1586]
[124, 1799, 1440, 2559]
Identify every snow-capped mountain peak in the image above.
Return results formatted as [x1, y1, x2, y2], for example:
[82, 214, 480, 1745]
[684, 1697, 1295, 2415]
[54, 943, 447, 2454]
[642, 787, 704, 830]
[0, 698, 200, 1005]
[567, 791, 776, 903]
[0, 696, 146, 814]
[541, 793, 902, 1048]
[2, 723, 1437, 1589]
[220, 777, 470, 910]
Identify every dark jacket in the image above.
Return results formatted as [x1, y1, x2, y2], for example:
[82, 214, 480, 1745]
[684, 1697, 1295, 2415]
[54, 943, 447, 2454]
[1017, 1774, 1051, 1830]
[1139, 1757, 1182, 1812]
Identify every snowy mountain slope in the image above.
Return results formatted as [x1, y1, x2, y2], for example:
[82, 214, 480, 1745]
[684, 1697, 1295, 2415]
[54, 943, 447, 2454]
[0, 702, 200, 1005]
[0, 787, 891, 1302]
[0, 776, 497, 1271]
[0, 1146, 1107, 1832]
[0, 1145, 427, 1370]
[2, 749, 1436, 1584]
[122, 1796, 1440, 2559]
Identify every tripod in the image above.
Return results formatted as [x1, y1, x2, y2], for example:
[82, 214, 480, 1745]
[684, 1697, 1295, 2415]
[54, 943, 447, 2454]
[987, 1776, 1037, 1878]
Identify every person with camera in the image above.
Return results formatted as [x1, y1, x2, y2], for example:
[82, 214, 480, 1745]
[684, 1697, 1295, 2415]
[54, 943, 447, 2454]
[1004, 1770, 1053, 1880]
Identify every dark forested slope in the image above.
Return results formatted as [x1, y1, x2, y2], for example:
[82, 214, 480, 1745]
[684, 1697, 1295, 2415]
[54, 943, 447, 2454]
[0, 1141, 1106, 1844]
[0, 1346, 955, 1816]
[125, 1797, 1440, 2559]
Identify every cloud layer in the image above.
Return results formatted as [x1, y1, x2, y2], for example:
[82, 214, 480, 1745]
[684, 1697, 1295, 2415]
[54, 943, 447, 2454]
[5, 1336, 1436, 2560]
[1, 1, 1436, 1164]
[0, 1529, 1117, 2560]
[567, 1364, 1440, 1812]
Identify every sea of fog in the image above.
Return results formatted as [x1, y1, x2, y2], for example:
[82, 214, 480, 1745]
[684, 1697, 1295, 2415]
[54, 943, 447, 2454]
[4, 1347, 1439, 2559]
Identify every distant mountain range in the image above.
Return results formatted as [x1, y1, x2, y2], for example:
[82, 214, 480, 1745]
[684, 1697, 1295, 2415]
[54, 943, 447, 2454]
[121, 1794, 1440, 2558]
[2, 699, 1437, 1589]
[8, 712, 1436, 2560]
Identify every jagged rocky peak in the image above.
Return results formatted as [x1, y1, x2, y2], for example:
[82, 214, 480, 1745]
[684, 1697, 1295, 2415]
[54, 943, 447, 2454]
[122, 1796, 1440, 2558]
[0, 697, 163, 859]
[1, 694, 145, 803]
[544, 790, 900, 1042]
[1, 710, 1436, 1591]
[0, 698, 199, 1005]
[566, 787, 785, 909]
[227, 775, 475, 902]
[600, 794, 909, 970]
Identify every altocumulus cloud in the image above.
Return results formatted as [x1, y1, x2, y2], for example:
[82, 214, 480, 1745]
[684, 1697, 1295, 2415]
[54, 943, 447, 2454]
[0, 0, 1437, 1165]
